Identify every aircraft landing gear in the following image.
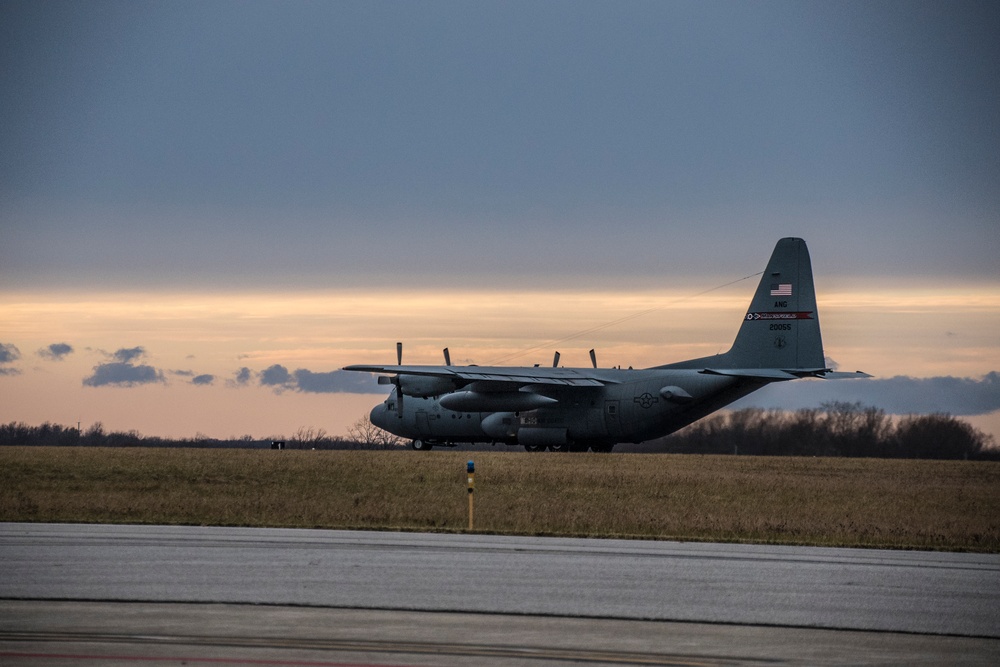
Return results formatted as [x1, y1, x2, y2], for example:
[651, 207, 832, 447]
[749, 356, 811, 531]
[523, 444, 543, 452]
[411, 439, 433, 451]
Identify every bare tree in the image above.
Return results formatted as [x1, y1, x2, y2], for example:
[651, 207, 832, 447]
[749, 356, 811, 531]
[348, 414, 405, 449]
[290, 426, 329, 449]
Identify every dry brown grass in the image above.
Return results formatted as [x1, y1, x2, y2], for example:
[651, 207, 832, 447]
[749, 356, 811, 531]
[2, 447, 998, 551]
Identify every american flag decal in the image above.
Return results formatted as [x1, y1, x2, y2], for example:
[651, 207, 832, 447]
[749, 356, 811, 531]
[770, 283, 792, 296]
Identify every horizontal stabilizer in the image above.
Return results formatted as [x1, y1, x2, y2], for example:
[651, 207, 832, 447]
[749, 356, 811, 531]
[818, 370, 873, 380]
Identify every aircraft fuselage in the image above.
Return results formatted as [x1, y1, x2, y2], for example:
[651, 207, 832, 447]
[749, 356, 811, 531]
[369, 368, 764, 451]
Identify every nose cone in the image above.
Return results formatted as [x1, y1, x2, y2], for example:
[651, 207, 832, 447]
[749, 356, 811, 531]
[370, 402, 387, 429]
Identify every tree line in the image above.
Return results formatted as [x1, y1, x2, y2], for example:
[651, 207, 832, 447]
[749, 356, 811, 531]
[0, 416, 403, 451]
[649, 402, 997, 460]
[1, 404, 996, 460]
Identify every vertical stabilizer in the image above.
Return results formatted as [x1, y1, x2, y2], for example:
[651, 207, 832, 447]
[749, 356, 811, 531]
[725, 237, 826, 370]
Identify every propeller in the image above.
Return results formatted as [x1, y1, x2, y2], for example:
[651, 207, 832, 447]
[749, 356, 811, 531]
[392, 342, 403, 416]
[590, 349, 597, 369]
[552, 351, 560, 368]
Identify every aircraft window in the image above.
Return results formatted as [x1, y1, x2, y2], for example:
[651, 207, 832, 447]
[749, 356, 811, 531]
[608, 405, 617, 415]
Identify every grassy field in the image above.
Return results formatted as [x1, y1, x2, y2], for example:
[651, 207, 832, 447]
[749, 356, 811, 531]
[2, 447, 998, 551]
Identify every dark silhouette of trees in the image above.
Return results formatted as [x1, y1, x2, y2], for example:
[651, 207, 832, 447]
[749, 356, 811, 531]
[346, 415, 405, 449]
[652, 403, 996, 459]
[1, 405, 996, 459]
[893, 413, 988, 460]
[0, 419, 405, 451]
[0, 421, 81, 447]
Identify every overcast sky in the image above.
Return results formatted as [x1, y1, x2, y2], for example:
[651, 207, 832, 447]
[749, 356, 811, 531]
[4, 0, 998, 289]
[1, 1, 998, 440]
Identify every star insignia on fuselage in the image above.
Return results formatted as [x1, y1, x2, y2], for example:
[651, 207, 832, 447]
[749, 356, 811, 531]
[634, 392, 658, 409]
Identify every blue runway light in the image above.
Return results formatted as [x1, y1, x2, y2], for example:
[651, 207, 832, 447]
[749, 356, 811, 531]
[467, 460, 475, 474]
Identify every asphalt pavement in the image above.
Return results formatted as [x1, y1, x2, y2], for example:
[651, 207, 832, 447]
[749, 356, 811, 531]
[2, 523, 998, 665]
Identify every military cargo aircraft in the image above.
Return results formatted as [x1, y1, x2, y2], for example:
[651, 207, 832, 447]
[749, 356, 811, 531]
[343, 238, 868, 451]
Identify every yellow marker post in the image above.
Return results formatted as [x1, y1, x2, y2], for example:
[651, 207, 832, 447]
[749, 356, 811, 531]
[467, 460, 475, 531]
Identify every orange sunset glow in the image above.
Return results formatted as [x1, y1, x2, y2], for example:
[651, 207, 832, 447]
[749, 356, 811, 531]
[2, 281, 998, 441]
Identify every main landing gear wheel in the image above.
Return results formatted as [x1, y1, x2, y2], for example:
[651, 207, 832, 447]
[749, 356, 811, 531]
[411, 440, 432, 451]
[523, 444, 543, 452]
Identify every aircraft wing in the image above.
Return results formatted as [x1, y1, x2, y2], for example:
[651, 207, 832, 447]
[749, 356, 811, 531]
[342, 364, 611, 387]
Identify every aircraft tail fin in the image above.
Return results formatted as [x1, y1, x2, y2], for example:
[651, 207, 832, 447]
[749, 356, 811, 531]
[725, 237, 826, 371]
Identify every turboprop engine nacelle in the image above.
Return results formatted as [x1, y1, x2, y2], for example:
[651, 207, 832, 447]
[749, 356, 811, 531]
[439, 390, 558, 412]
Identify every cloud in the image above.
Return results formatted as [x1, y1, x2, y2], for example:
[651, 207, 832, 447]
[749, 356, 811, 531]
[293, 369, 380, 394]
[0, 343, 22, 375]
[82, 346, 165, 387]
[170, 369, 214, 385]
[227, 366, 252, 388]
[112, 347, 146, 363]
[0, 343, 22, 364]
[260, 364, 294, 391]
[257, 364, 379, 394]
[83, 361, 165, 387]
[38, 342, 73, 361]
[734, 372, 1000, 416]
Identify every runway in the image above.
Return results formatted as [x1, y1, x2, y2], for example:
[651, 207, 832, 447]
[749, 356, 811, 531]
[2, 523, 999, 665]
